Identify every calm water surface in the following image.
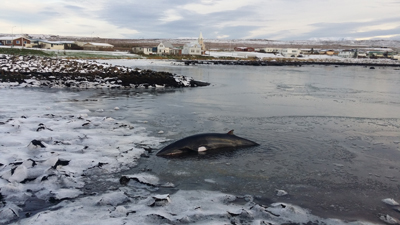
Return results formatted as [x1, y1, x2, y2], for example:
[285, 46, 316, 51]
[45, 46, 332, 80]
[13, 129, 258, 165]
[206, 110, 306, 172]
[80, 63, 400, 223]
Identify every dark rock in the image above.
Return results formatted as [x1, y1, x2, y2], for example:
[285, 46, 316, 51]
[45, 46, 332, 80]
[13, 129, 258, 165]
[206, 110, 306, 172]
[52, 159, 70, 169]
[30, 140, 46, 148]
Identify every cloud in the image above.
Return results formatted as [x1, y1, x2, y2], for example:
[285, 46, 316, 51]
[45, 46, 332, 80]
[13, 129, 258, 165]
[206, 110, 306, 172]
[181, 0, 257, 14]
[159, 9, 183, 23]
[292, 17, 400, 40]
[216, 35, 229, 39]
[1, 0, 400, 40]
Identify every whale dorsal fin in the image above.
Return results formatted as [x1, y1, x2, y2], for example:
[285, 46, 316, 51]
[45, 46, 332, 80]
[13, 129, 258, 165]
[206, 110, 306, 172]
[227, 130, 234, 135]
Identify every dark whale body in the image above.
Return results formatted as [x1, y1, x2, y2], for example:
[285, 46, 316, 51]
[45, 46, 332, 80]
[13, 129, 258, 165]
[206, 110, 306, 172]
[156, 130, 259, 156]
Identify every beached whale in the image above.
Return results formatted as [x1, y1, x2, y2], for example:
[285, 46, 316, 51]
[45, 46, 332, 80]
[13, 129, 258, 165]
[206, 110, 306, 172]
[156, 130, 259, 156]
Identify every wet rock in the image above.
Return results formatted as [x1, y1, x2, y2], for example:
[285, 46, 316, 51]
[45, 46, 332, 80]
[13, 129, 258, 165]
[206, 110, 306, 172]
[383, 198, 400, 206]
[275, 189, 288, 197]
[29, 140, 46, 148]
[379, 214, 400, 224]
[119, 173, 159, 187]
[52, 159, 70, 169]
[148, 194, 171, 207]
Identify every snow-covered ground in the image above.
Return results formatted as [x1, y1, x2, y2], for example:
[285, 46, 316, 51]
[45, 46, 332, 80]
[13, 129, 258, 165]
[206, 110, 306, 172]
[1, 88, 386, 225]
[207, 51, 400, 65]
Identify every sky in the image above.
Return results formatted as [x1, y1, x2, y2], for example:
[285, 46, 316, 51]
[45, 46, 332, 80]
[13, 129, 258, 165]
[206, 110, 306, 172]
[1, 0, 400, 41]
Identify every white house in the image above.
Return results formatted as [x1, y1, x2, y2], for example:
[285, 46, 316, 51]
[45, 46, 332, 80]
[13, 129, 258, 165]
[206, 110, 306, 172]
[356, 51, 368, 58]
[157, 42, 174, 55]
[280, 48, 301, 57]
[338, 50, 356, 58]
[132, 46, 155, 55]
[182, 42, 202, 55]
[41, 40, 74, 50]
[262, 48, 281, 53]
[392, 54, 400, 60]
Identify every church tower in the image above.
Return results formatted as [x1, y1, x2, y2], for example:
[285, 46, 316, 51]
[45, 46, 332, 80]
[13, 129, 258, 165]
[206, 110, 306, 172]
[198, 32, 206, 53]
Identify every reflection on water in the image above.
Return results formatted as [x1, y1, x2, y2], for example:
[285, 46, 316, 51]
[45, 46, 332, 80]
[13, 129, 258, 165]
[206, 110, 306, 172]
[70, 64, 400, 223]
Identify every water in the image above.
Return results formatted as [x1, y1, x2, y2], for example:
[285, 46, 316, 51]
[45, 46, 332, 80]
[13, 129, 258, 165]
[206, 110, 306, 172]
[66, 63, 400, 223]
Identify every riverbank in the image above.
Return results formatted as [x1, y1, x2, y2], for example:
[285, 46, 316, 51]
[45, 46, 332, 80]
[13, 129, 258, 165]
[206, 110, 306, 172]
[0, 55, 209, 88]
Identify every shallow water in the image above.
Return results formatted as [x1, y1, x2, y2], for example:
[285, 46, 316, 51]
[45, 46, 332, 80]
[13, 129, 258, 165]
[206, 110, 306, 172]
[44, 64, 400, 223]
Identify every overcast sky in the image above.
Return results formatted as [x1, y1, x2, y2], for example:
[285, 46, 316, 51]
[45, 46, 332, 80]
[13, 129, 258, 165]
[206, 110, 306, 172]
[1, 0, 400, 40]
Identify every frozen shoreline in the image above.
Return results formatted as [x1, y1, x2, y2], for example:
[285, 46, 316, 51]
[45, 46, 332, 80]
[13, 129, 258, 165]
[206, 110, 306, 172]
[0, 88, 388, 225]
[1, 56, 399, 224]
[0, 55, 209, 89]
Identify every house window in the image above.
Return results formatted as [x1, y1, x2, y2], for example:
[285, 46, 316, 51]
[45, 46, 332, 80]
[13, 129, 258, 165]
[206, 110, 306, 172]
[51, 44, 54, 47]
[191, 50, 194, 53]
[24, 41, 27, 44]
[6, 40, 11, 44]
[16, 40, 20, 44]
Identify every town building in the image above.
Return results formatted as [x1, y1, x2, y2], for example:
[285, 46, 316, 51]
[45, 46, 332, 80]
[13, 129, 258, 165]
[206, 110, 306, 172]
[157, 42, 174, 55]
[198, 32, 206, 53]
[26, 40, 76, 50]
[280, 48, 301, 57]
[132, 46, 156, 55]
[261, 48, 281, 53]
[0, 36, 31, 47]
[182, 42, 202, 55]
[338, 50, 356, 58]
[181, 32, 206, 55]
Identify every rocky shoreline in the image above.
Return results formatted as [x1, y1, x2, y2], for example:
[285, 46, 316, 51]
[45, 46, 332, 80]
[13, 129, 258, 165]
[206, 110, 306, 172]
[181, 59, 400, 67]
[0, 55, 210, 88]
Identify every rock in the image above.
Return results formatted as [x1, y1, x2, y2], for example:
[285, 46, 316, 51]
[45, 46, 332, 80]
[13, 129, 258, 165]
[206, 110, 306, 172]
[29, 139, 46, 148]
[275, 189, 288, 197]
[383, 198, 400, 206]
[378, 214, 400, 224]
[148, 194, 171, 207]
[119, 173, 159, 186]
[0, 56, 210, 89]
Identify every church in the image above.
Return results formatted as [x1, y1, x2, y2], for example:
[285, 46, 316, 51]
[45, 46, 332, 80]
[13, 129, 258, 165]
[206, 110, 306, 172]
[182, 32, 206, 56]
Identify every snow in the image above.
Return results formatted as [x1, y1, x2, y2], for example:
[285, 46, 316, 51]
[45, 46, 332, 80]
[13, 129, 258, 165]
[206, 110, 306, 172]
[207, 50, 400, 65]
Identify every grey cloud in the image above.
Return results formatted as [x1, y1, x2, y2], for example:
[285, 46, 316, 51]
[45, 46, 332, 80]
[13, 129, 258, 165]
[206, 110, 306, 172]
[96, 1, 261, 38]
[285, 17, 400, 40]
[64, 4, 85, 11]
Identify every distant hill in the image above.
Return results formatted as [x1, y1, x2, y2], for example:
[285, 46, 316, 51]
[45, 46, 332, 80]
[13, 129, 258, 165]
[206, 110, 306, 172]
[1, 33, 399, 51]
